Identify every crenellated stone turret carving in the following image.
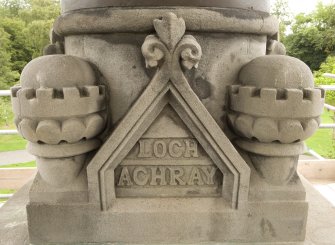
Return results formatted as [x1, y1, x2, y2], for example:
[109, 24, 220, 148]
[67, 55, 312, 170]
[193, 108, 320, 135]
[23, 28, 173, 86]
[228, 86, 324, 143]
[228, 55, 325, 185]
[11, 55, 107, 187]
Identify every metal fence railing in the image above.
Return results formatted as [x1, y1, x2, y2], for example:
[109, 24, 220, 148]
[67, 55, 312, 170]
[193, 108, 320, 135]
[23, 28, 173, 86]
[0, 194, 13, 199]
[0, 129, 18, 135]
[324, 73, 335, 79]
[0, 90, 11, 97]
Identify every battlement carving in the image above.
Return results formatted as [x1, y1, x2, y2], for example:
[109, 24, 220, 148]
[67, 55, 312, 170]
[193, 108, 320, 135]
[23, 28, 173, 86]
[229, 85, 325, 118]
[11, 85, 106, 118]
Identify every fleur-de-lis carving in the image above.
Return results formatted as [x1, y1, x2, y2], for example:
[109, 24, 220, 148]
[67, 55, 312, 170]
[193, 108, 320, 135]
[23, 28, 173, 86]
[141, 12, 202, 71]
[153, 13, 186, 51]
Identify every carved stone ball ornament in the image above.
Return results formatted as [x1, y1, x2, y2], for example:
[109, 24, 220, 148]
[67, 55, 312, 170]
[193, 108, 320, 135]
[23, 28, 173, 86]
[12, 55, 107, 187]
[229, 56, 324, 144]
[11, 1, 325, 244]
[228, 55, 325, 185]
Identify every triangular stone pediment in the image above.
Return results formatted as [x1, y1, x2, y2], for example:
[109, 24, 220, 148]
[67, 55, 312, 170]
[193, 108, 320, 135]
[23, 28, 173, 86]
[87, 81, 250, 211]
[142, 105, 192, 138]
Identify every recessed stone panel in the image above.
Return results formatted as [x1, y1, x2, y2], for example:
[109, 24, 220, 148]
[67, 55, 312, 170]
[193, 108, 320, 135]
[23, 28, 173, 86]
[113, 106, 224, 198]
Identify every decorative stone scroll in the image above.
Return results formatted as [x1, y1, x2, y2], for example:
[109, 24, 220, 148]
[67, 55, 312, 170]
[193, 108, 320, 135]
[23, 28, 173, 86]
[87, 12, 250, 210]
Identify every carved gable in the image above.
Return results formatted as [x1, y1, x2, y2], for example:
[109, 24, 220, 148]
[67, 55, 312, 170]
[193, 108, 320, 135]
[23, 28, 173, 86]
[87, 13, 250, 211]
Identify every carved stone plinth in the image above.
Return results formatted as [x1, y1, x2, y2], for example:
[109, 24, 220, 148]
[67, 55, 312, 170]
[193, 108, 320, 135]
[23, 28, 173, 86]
[11, 1, 324, 244]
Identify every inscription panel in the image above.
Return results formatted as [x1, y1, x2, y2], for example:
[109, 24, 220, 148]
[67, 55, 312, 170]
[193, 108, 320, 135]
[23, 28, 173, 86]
[115, 138, 223, 198]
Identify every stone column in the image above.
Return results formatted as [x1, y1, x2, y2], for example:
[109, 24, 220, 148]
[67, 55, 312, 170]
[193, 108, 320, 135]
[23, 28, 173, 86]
[10, 0, 325, 244]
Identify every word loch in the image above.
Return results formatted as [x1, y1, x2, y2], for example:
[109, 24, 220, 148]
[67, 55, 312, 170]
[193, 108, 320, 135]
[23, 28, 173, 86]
[115, 138, 223, 197]
[137, 138, 199, 158]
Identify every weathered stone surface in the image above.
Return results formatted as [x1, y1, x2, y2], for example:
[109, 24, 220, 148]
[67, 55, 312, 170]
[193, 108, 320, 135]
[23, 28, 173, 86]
[36, 155, 86, 188]
[3, 176, 335, 245]
[20, 55, 96, 89]
[61, 0, 271, 13]
[239, 55, 315, 89]
[10, 1, 325, 244]
[228, 54, 324, 187]
[54, 8, 278, 36]
[12, 54, 107, 188]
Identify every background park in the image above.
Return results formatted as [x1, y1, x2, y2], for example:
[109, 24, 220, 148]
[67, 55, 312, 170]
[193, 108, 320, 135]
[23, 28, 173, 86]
[0, 0, 335, 201]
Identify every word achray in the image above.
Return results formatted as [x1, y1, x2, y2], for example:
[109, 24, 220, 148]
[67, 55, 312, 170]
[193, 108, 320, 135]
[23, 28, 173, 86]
[117, 166, 218, 187]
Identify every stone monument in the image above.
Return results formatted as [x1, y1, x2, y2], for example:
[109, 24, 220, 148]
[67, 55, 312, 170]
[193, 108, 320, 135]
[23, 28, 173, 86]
[11, 0, 325, 244]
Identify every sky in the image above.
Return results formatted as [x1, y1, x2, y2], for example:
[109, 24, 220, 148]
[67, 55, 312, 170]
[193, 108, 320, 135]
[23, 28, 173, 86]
[270, 0, 334, 14]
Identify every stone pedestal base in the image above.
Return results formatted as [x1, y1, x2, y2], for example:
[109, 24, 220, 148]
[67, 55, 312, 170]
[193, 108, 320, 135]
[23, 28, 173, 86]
[27, 200, 308, 244]
[26, 176, 308, 245]
[2, 175, 335, 245]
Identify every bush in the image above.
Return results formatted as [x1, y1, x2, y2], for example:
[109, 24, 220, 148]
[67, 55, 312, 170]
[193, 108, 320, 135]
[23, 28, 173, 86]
[314, 56, 335, 105]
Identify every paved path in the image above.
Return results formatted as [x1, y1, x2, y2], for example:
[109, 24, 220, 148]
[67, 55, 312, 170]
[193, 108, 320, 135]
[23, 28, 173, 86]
[310, 179, 335, 207]
[0, 150, 35, 166]
[299, 154, 318, 160]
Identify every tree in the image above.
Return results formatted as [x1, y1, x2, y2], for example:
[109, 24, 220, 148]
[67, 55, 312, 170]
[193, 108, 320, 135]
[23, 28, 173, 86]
[284, 2, 335, 71]
[20, 0, 60, 58]
[0, 0, 60, 87]
[0, 0, 27, 17]
[0, 27, 20, 89]
[271, 0, 292, 41]
[0, 17, 32, 75]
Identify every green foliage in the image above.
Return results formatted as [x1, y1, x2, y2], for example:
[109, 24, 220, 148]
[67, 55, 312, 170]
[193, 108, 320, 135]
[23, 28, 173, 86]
[306, 109, 335, 159]
[0, 27, 20, 88]
[0, 0, 27, 17]
[0, 189, 15, 194]
[0, 189, 16, 203]
[0, 97, 15, 128]
[0, 98, 26, 152]
[19, 0, 60, 58]
[0, 17, 32, 78]
[24, 19, 55, 58]
[0, 161, 36, 168]
[284, 3, 335, 71]
[0, 135, 27, 152]
[271, 0, 292, 42]
[0, 0, 60, 89]
[314, 56, 335, 105]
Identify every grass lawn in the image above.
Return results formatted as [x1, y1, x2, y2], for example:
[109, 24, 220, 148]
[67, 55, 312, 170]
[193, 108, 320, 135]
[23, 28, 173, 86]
[306, 109, 335, 159]
[0, 189, 15, 194]
[0, 134, 27, 152]
[0, 189, 16, 203]
[0, 161, 36, 168]
[0, 97, 27, 152]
